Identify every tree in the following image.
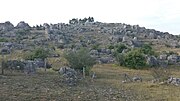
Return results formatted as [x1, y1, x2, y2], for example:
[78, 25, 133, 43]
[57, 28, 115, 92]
[124, 49, 146, 69]
[69, 18, 78, 24]
[64, 48, 96, 75]
[88, 17, 94, 22]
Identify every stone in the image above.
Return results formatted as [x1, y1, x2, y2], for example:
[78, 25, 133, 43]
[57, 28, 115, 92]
[3, 42, 13, 48]
[122, 36, 129, 42]
[90, 50, 99, 56]
[91, 72, 96, 79]
[133, 37, 137, 41]
[43, 23, 50, 29]
[24, 60, 37, 74]
[34, 58, 45, 67]
[130, 40, 142, 48]
[159, 54, 167, 60]
[16, 21, 30, 29]
[59, 67, 78, 86]
[122, 49, 129, 54]
[0, 21, 14, 32]
[167, 54, 178, 64]
[99, 57, 114, 64]
[0, 48, 11, 54]
[147, 56, 159, 67]
[132, 76, 142, 82]
[5, 60, 25, 71]
[167, 77, 180, 86]
[149, 32, 157, 39]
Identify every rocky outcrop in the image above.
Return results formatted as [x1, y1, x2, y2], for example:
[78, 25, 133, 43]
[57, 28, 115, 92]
[147, 56, 159, 67]
[0, 21, 14, 32]
[16, 21, 30, 29]
[167, 77, 180, 86]
[167, 54, 178, 64]
[0, 48, 11, 54]
[24, 60, 37, 74]
[59, 67, 78, 86]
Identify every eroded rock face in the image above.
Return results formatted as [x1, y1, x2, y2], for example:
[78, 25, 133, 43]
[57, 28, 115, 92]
[0, 21, 14, 32]
[59, 67, 77, 86]
[16, 21, 30, 29]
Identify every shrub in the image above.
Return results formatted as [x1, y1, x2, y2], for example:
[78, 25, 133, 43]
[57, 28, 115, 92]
[0, 38, 8, 42]
[24, 48, 49, 60]
[115, 43, 127, 53]
[140, 44, 155, 55]
[64, 48, 96, 75]
[108, 44, 115, 49]
[92, 43, 100, 50]
[115, 53, 125, 66]
[124, 49, 146, 69]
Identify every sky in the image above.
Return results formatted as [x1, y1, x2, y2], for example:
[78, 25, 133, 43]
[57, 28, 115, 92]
[0, 0, 180, 35]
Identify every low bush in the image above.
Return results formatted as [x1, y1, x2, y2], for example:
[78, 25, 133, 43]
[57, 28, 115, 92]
[64, 48, 96, 75]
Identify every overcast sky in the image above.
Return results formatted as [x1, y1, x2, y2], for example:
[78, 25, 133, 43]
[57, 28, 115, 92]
[0, 0, 180, 35]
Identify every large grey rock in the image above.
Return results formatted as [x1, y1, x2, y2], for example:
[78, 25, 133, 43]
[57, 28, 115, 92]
[0, 48, 11, 54]
[24, 60, 37, 74]
[147, 56, 159, 67]
[43, 23, 50, 29]
[100, 48, 111, 54]
[90, 50, 99, 55]
[149, 32, 157, 39]
[122, 36, 129, 42]
[34, 58, 45, 67]
[99, 57, 114, 64]
[168, 77, 180, 86]
[59, 67, 77, 86]
[5, 60, 25, 71]
[167, 54, 178, 64]
[132, 76, 142, 82]
[159, 54, 167, 60]
[133, 37, 137, 41]
[3, 42, 13, 48]
[16, 21, 30, 29]
[130, 40, 142, 48]
[0, 21, 14, 32]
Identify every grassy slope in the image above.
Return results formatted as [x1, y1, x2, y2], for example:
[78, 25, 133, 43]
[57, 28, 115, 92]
[93, 64, 180, 101]
[0, 64, 180, 101]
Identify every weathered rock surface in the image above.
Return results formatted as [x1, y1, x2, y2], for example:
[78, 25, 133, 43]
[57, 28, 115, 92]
[0, 21, 14, 32]
[16, 21, 30, 29]
[59, 67, 78, 86]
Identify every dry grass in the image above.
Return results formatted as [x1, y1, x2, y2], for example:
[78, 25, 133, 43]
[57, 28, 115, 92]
[92, 64, 180, 101]
[0, 64, 180, 101]
[153, 46, 180, 55]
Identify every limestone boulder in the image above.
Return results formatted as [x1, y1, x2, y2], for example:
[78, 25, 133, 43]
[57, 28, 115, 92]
[16, 21, 30, 29]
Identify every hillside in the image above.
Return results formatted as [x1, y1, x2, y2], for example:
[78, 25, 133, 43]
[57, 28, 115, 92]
[0, 18, 180, 101]
[1, 18, 180, 67]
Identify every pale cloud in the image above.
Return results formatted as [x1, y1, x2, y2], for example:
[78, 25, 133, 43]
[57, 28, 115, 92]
[0, 0, 180, 34]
